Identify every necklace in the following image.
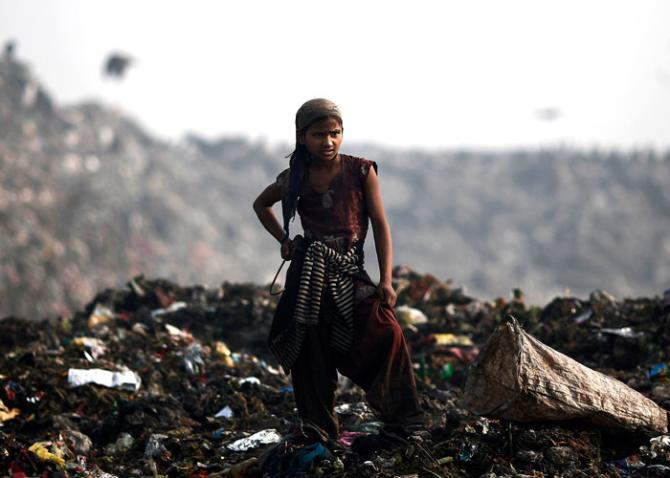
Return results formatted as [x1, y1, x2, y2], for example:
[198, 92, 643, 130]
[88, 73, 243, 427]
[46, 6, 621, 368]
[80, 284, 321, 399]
[322, 189, 334, 208]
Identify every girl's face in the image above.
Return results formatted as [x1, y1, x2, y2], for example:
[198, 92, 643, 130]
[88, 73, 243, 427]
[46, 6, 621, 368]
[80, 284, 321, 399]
[300, 116, 343, 162]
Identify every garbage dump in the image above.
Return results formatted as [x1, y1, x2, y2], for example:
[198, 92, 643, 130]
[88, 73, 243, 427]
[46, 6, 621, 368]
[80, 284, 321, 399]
[2, 270, 670, 477]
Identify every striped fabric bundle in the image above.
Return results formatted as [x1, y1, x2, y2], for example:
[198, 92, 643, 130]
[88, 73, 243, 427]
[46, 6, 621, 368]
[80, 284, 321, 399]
[271, 240, 360, 369]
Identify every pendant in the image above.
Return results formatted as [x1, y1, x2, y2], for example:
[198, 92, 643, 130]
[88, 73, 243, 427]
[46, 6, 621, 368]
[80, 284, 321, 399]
[322, 189, 334, 208]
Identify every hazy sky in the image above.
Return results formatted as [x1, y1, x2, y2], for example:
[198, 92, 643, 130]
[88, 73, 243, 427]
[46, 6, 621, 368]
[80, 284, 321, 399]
[1, 0, 669, 149]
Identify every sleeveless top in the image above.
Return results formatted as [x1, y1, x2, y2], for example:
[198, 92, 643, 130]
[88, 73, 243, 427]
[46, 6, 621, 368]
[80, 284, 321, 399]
[269, 154, 379, 369]
[275, 154, 378, 256]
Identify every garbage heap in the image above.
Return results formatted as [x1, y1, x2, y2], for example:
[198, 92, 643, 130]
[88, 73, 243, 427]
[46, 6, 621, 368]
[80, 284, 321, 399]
[2, 270, 670, 477]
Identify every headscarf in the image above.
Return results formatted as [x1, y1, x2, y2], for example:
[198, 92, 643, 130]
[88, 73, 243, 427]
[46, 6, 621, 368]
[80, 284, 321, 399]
[294, 98, 342, 139]
[283, 99, 343, 238]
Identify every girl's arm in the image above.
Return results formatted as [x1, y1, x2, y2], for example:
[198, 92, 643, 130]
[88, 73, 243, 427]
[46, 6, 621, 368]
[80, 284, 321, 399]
[253, 183, 293, 259]
[364, 167, 397, 307]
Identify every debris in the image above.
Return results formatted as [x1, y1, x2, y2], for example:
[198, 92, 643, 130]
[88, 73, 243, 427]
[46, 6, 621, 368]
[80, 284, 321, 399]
[0, 398, 20, 422]
[433, 333, 474, 347]
[103, 433, 135, 455]
[396, 305, 428, 331]
[88, 304, 115, 329]
[28, 441, 66, 468]
[649, 363, 668, 379]
[154, 302, 188, 319]
[215, 341, 235, 367]
[2, 271, 670, 476]
[227, 429, 281, 451]
[67, 368, 142, 392]
[183, 342, 205, 375]
[144, 433, 168, 458]
[71, 337, 107, 360]
[63, 430, 92, 455]
[600, 326, 644, 339]
[572, 309, 592, 324]
[164, 322, 192, 339]
[214, 405, 234, 419]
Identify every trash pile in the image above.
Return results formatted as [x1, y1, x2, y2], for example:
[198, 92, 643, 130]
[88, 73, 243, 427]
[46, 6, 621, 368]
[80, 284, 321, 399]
[2, 270, 670, 477]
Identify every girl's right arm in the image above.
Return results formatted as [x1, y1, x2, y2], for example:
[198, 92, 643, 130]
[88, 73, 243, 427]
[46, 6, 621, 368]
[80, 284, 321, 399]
[253, 183, 293, 259]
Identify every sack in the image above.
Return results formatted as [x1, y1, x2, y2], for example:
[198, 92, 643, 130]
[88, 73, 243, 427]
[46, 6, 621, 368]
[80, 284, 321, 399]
[463, 317, 668, 434]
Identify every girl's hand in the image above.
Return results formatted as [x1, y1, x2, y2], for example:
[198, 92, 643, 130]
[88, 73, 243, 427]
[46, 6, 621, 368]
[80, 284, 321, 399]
[280, 238, 293, 260]
[377, 281, 397, 308]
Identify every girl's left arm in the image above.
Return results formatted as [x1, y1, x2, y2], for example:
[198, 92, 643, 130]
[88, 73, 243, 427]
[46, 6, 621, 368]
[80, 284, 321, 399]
[364, 167, 397, 307]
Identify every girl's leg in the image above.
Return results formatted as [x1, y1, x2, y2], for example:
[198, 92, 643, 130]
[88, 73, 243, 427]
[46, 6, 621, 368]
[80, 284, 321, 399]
[290, 322, 340, 438]
[336, 296, 423, 425]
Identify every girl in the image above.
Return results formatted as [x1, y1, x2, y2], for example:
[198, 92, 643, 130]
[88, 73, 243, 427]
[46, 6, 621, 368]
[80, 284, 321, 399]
[253, 98, 422, 439]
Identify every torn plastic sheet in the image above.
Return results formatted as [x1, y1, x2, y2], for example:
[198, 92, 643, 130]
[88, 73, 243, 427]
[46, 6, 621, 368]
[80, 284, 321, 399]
[599, 327, 644, 339]
[144, 433, 168, 458]
[164, 323, 193, 342]
[226, 429, 281, 451]
[183, 343, 205, 375]
[650, 435, 670, 453]
[152, 302, 187, 319]
[239, 377, 261, 386]
[67, 368, 141, 392]
[214, 405, 233, 418]
[649, 364, 668, 379]
[573, 309, 593, 324]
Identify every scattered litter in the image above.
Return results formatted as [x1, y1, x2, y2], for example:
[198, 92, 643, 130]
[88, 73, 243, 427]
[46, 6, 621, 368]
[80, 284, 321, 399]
[28, 442, 66, 468]
[227, 429, 281, 451]
[67, 368, 141, 392]
[164, 322, 192, 340]
[71, 337, 107, 360]
[88, 304, 115, 329]
[600, 326, 644, 339]
[239, 376, 261, 386]
[2, 266, 670, 476]
[153, 302, 188, 319]
[144, 433, 168, 458]
[433, 333, 474, 347]
[573, 309, 592, 324]
[214, 405, 234, 419]
[0, 398, 20, 422]
[395, 305, 428, 331]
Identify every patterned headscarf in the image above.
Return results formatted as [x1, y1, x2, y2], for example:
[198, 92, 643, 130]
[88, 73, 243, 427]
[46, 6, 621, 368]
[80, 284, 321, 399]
[294, 98, 342, 137]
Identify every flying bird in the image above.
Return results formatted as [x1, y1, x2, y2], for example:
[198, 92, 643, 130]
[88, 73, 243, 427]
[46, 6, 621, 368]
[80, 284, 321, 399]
[103, 53, 133, 79]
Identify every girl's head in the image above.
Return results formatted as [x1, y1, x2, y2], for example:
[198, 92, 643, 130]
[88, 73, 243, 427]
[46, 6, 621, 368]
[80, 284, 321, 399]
[295, 98, 343, 138]
[283, 99, 343, 235]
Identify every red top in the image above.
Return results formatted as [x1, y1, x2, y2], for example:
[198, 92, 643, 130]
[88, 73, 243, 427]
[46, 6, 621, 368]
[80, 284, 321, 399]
[276, 154, 377, 254]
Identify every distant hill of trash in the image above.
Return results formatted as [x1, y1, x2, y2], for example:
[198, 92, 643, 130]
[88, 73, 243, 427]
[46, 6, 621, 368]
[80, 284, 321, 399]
[1, 52, 669, 318]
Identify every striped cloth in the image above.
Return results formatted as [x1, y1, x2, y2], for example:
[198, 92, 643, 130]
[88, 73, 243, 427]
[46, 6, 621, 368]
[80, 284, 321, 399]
[271, 240, 360, 369]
